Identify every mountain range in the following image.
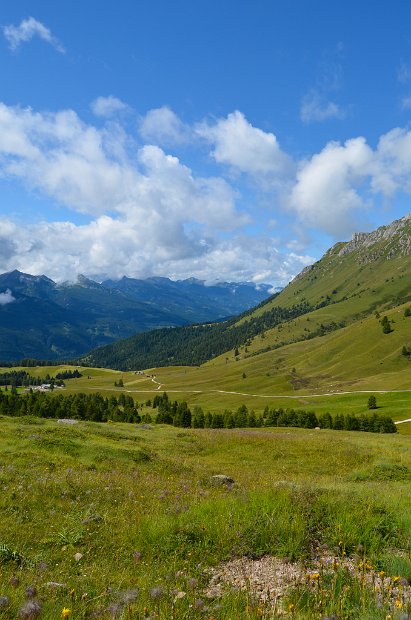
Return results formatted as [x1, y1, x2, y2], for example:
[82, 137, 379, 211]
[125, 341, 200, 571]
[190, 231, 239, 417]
[0, 271, 272, 361]
[82, 214, 411, 388]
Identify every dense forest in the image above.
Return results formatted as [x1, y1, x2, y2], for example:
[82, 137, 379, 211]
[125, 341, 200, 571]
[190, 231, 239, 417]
[82, 300, 319, 370]
[0, 389, 397, 433]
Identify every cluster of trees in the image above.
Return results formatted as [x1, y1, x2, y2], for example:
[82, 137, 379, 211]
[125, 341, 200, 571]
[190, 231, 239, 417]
[0, 371, 66, 388]
[55, 369, 82, 380]
[0, 391, 142, 423]
[381, 315, 393, 334]
[152, 393, 396, 433]
[0, 369, 82, 389]
[83, 301, 317, 370]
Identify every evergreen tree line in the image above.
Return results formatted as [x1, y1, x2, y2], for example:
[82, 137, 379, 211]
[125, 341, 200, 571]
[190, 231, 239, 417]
[152, 393, 397, 433]
[0, 359, 68, 368]
[0, 391, 142, 423]
[0, 369, 82, 388]
[0, 389, 396, 433]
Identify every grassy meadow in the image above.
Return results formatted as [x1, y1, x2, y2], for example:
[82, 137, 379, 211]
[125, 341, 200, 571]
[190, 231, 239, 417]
[1, 360, 411, 618]
[1, 415, 411, 619]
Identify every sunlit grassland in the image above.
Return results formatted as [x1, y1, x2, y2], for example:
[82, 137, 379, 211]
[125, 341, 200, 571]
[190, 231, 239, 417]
[3, 361, 411, 428]
[1, 417, 411, 618]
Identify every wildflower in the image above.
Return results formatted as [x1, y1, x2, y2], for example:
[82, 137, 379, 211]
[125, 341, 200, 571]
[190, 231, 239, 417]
[19, 600, 42, 619]
[379, 571, 385, 578]
[0, 597, 10, 610]
[393, 576, 401, 584]
[119, 589, 139, 604]
[133, 551, 142, 561]
[395, 600, 403, 609]
[62, 608, 71, 618]
[311, 572, 321, 580]
[150, 586, 164, 600]
[289, 603, 295, 612]
[188, 577, 198, 588]
[25, 586, 37, 598]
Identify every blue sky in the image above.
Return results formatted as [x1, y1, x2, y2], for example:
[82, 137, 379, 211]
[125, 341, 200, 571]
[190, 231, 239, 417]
[1, 0, 411, 285]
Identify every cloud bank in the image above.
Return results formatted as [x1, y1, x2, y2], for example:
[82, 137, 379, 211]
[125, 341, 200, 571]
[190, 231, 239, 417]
[0, 101, 409, 285]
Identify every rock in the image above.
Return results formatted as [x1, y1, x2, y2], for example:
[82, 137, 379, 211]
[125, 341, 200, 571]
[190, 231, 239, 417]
[81, 514, 102, 525]
[58, 419, 78, 425]
[211, 475, 234, 486]
[74, 553, 83, 562]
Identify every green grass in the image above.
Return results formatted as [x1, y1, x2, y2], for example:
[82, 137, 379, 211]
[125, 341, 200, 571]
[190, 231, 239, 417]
[1, 416, 411, 618]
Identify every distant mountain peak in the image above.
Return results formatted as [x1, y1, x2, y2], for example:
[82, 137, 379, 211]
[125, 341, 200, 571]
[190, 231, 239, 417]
[75, 274, 102, 289]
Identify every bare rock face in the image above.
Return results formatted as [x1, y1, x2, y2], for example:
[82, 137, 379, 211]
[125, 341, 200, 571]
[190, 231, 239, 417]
[338, 214, 411, 259]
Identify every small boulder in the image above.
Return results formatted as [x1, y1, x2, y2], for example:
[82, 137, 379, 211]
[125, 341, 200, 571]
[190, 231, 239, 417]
[211, 475, 234, 486]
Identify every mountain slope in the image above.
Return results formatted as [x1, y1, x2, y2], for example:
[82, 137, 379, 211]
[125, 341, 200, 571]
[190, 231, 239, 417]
[0, 271, 270, 361]
[82, 214, 411, 373]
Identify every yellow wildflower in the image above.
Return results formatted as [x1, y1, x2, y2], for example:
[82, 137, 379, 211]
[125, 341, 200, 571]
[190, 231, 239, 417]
[379, 571, 385, 578]
[395, 599, 403, 609]
[62, 609, 71, 619]
[289, 603, 295, 612]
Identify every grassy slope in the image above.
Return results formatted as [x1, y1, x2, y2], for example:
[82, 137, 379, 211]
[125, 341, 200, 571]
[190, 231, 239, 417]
[1, 417, 411, 618]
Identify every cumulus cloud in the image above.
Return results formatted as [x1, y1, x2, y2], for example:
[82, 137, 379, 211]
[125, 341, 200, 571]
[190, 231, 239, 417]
[139, 106, 189, 145]
[288, 137, 374, 235]
[0, 289, 16, 305]
[197, 110, 294, 183]
[91, 96, 128, 117]
[3, 17, 65, 53]
[300, 91, 346, 124]
[1, 100, 411, 287]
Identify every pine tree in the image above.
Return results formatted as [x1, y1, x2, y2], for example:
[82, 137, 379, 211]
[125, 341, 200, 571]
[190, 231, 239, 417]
[368, 395, 377, 410]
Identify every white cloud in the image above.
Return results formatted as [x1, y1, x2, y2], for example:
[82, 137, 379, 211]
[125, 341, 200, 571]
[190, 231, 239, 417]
[372, 127, 411, 196]
[139, 106, 189, 145]
[3, 17, 65, 53]
[91, 96, 128, 117]
[288, 137, 374, 235]
[197, 110, 294, 183]
[300, 91, 345, 124]
[1, 101, 411, 286]
[0, 289, 15, 305]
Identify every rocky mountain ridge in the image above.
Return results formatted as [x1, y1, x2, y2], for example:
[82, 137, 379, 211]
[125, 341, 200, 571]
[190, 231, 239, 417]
[338, 213, 411, 258]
